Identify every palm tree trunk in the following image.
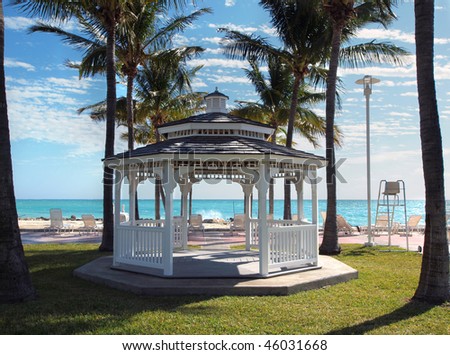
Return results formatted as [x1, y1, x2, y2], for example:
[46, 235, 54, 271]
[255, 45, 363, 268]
[99, 21, 117, 252]
[269, 179, 274, 216]
[320, 21, 342, 255]
[269, 129, 276, 216]
[413, 0, 449, 303]
[284, 75, 301, 220]
[155, 182, 161, 220]
[126, 74, 134, 152]
[0, 0, 36, 303]
[126, 74, 140, 220]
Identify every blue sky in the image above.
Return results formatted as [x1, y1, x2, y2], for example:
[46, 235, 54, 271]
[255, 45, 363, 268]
[4, 0, 450, 201]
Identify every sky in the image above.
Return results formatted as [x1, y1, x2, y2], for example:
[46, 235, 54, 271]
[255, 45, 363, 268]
[4, 0, 450, 201]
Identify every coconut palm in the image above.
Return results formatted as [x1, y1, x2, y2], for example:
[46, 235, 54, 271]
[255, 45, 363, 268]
[221, 1, 331, 219]
[134, 52, 204, 218]
[0, 0, 36, 303]
[320, 0, 406, 255]
[221, 0, 406, 220]
[413, 0, 449, 303]
[19, 0, 195, 251]
[230, 56, 343, 215]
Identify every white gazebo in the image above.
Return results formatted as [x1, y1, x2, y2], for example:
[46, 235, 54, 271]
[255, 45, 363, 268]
[105, 89, 326, 278]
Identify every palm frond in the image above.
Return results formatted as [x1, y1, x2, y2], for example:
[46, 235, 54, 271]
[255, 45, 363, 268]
[340, 40, 409, 68]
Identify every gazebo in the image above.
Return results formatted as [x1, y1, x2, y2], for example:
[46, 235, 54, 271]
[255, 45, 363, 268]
[105, 89, 326, 278]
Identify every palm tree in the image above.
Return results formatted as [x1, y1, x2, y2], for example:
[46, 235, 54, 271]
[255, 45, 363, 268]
[231, 56, 342, 215]
[221, 0, 331, 219]
[0, 0, 36, 303]
[221, 0, 405, 220]
[413, 0, 449, 304]
[320, 0, 406, 255]
[19, 0, 194, 251]
[17, 0, 130, 251]
[117, 3, 210, 152]
[134, 51, 204, 218]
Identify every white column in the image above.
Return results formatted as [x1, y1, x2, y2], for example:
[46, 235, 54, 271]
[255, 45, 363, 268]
[241, 183, 253, 251]
[113, 168, 123, 266]
[295, 172, 304, 223]
[162, 160, 177, 276]
[310, 168, 319, 265]
[179, 181, 191, 250]
[257, 163, 270, 277]
[129, 170, 137, 224]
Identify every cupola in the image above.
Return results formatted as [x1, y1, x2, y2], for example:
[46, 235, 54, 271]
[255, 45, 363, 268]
[204, 87, 229, 113]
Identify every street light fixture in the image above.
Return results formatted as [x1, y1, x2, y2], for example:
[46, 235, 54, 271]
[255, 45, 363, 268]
[355, 75, 380, 247]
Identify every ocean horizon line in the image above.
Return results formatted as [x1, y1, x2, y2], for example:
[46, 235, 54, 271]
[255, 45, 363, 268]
[15, 199, 446, 226]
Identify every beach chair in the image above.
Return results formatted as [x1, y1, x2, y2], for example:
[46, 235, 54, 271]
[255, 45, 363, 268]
[45, 208, 69, 233]
[189, 214, 205, 237]
[336, 214, 355, 235]
[79, 214, 99, 234]
[320, 211, 327, 228]
[373, 214, 399, 235]
[404, 215, 422, 235]
[230, 214, 245, 235]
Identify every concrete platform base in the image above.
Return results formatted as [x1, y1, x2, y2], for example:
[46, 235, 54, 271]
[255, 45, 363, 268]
[74, 254, 358, 296]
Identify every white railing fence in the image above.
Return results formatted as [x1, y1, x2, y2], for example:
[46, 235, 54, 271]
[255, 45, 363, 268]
[268, 224, 317, 268]
[115, 218, 186, 270]
[115, 225, 164, 269]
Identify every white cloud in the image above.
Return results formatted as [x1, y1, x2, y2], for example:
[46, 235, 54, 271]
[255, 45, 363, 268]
[4, 58, 35, 71]
[205, 48, 225, 55]
[206, 74, 250, 84]
[188, 58, 248, 69]
[400, 92, 418, 97]
[201, 37, 223, 45]
[259, 24, 277, 36]
[5, 75, 111, 156]
[381, 80, 417, 87]
[388, 112, 414, 117]
[209, 23, 258, 34]
[356, 28, 450, 45]
[225, 0, 236, 7]
[5, 16, 79, 32]
[5, 16, 35, 31]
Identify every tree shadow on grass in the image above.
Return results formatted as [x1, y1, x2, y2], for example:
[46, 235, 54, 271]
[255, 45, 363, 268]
[1, 247, 218, 334]
[327, 301, 435, 335]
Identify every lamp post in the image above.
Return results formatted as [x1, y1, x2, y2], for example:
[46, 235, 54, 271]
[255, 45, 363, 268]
[355, 75, 380, 247]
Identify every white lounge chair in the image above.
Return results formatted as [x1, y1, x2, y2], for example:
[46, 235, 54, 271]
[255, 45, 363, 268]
[45, 208, 70, 233]
[320, 212, 355, 234]
[404, 215, 422, 235]
[189, 214, 205, 237]
[373, 214, 399, 235]
[230, 214, 245, 235]
[337, 214, 355, 235]
[79, 214, 99, 234]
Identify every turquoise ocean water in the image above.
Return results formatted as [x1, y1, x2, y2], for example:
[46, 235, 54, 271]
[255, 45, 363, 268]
[16, 199, 449, 226]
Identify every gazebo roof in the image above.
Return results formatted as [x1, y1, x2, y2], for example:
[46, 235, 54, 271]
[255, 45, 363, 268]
[158, 112, 273, 129]
[111, 135, 325, 162]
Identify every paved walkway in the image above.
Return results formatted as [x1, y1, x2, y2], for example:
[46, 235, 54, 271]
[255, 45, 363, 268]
[20, 228, 426, 252]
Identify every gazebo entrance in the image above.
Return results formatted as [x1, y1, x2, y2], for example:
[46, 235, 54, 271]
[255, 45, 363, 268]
[105, 89, 325, 278]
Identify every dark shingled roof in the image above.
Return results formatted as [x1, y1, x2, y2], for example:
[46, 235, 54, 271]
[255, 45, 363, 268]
[112, 136, 324, 161]
[204, 89, 229, 99]
[158, 112, 273, 129]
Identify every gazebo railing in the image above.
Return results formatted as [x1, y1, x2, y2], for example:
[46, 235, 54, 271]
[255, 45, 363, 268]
[249, 219, 318, 268]
[136, 219, 183, 248]
[115, 219, 185, 270]
[115, 225, 165, 269]
[268, 224, 317, 268]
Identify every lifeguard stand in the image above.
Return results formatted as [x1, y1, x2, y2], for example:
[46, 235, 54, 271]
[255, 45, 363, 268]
[375, 180, 409, 251]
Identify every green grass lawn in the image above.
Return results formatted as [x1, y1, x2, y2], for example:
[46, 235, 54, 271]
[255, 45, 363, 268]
[1, 243, 448, 335]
